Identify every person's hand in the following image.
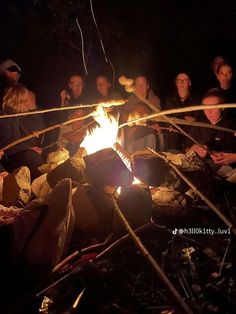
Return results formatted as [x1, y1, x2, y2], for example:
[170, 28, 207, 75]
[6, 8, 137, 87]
[60, 90, 70, 106]
[0, 150, 4, 159]
[211, 152, 236, 165]
[190, 144, 208, 158]
[0, 171, 8, 179]
[31, 146, 42, 154]
[184, 115, 196, 122]
[148, 122, 161, 133]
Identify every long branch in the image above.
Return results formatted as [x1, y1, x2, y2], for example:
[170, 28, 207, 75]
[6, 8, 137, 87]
[126, 92, 234, 146]
[0, 99, 125, 119]
[119, 103, 236, 129]
[151, 116, 236, 133]
[2, 104, 235, 153]
[111, 196, 193, 314]
[0, 112, 94, 151]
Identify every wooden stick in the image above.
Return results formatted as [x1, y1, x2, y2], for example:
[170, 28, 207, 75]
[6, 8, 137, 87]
[150, 116, 236, 133]
[162, 116, 200, 145]
[147, 148, 236, 236]
[0, 100, 126, 119]
[0, 112, 94, 151]
[41, 120, 95, 151]
[126, 91, 235, 146]
[2, 102, 235, 153]
[132, 91, 201, 145]
[52, 233, 114, 273]
[119, 103, 236, 129]
[111, 196, 193, 314]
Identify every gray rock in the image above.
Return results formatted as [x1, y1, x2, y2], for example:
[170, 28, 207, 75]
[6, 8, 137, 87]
[3, 167, 31, 207]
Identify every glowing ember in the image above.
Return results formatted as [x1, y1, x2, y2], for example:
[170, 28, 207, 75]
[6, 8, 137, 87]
[116, 186, 122, 196]
[132, 177, 142, 185]
[80, 105, 119, 155]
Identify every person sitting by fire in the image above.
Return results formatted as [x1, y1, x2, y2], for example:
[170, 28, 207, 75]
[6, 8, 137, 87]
[92, 74, 122, 116]
[0, 59, 22, 106]
[58, 74, 93, 156]
[121, 75, 161, 153]
[0, 84, 45, 180]
[187, 88, 236, 180]
[163, 72, 200, 152]
[214, 62, 236, 119]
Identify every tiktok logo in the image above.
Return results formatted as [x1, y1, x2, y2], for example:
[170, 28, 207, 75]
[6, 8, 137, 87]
[172, 228, 178, 235]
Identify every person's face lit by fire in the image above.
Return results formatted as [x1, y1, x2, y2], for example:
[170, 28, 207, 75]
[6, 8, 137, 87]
[69, 75, 84, 97]
[175, 73, 191, 94]
[203, 96, 222, 125]
[216, 65, 232, 89]
[211, 56, 225, 75]
[96, 76, 111, 97]
[134, 76, 149, 98]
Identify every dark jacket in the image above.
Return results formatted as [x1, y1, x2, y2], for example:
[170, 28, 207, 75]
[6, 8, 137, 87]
[0, 110, 45, 179]
[164, 92, 200, 119]
[163, 93, 200, 151]
[192, 114, 236, 153]
[0, 111, 45, 156]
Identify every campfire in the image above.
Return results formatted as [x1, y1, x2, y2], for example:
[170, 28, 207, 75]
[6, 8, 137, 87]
[80, 105, 120, 155]
[1, 99, 236, 314]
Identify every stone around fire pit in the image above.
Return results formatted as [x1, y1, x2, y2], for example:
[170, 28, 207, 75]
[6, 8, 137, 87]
[31, 174, 51, 199]
[39, 148, 70, 174]
[47, 156, 85, 188]
[3, 167, 31, 207]
[112, 186, 152, 234]
[131, 150, 169, 186]
[84, 148, 133, 186]
[163, 151, 205, 171]
[151, 187, 187, 216]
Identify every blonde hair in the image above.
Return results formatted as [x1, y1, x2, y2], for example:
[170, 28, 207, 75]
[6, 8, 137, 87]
[3, 84, 36, 113]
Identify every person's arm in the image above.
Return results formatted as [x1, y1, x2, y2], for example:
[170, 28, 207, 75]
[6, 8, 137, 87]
[60, 90, 70, 107]
[0, 117, 31, 156]
[211, 152, 236, 165]
[188, 143, 208, 158]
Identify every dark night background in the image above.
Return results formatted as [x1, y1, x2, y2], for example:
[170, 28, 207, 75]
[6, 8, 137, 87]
[1, 0, 236, 106]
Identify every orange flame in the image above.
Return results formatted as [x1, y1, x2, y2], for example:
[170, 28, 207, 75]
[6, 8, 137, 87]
[80, 105, 119, 155]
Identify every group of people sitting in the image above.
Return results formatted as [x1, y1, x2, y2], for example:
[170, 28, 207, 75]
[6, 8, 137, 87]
[0, 56, 235, 184]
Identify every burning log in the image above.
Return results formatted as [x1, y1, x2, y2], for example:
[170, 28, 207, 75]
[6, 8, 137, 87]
[84, 148, 133, 186]
[131, 149, 169, 186]
[3, 167, 31, 207]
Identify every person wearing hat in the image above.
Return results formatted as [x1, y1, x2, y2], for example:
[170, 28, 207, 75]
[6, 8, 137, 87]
[0, 59, 21, 106]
